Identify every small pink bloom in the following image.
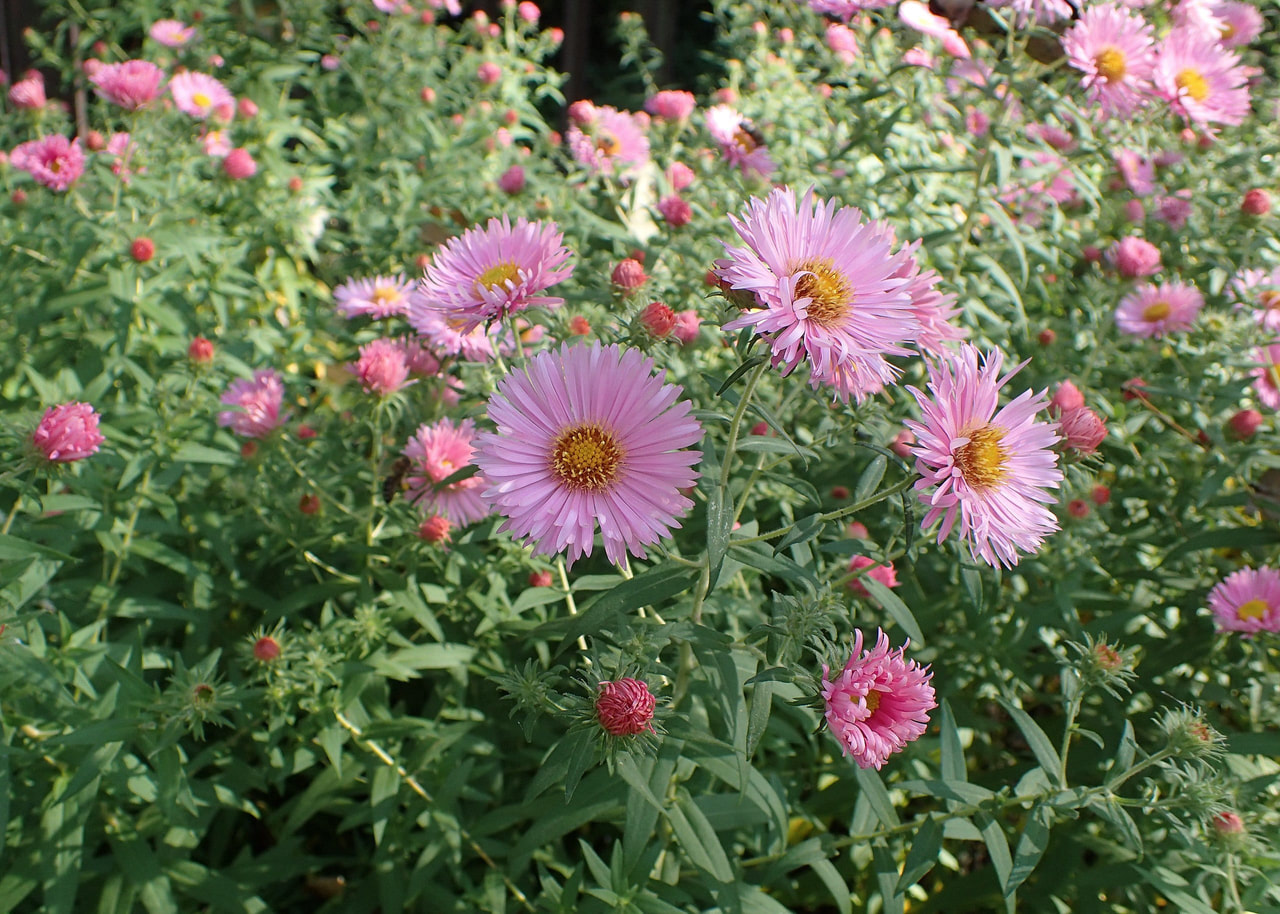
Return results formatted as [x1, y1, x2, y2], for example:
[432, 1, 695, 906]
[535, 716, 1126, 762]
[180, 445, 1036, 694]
[1058, 407, 1107, 455]
[222, 147, 256, 179]
[846, 555, 899, 598]
[1208, 566, 1280, 633]
[825, 23, 858, 63]
[477, 61, 502, 85]
[517, 2, 541, 23]
[1212, 811, 1246, 835]
[321, 54, 340, 71]
[348, 339, 412, 395]
[673, 309, 701, 345]
[1115, 281, 1202, 337]
[32, 402, 105, 462]
[150, 19, 196, 47]
[237, 97, 258, 118]
[1110, 236, 1161, 278]
[188, 337, 215, 363]
[645, 89, 696, 121]
[403, 419, 490, 525]
[498, 164, 525, 194]
[528, 569, 553, 587]
[596, 679, 657, 736]
[1242, 188, 1270, 215]
[8, 73, 46, 109]
[131, 237, 156, 263]
[169, 71, 234, 120]
[657, 194, 692, 227]
[218, 370, 287, 438]
[90, 60, 164, 110]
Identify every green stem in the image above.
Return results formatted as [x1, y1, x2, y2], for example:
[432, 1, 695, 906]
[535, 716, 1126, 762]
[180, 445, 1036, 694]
[1059, 692, 1083, 788]
[720, 361, 768, 490]
[732, 475, 916, 546]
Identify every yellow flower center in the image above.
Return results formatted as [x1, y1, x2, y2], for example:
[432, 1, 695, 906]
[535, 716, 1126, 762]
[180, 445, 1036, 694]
[50, 160, 62, 173]
[551, 424, 624, 492]
[792, 258, 854, 327]
[1142, 301, 1172, 322]
[1260, 291, 1280, 310]
[864, 690, 882, 713]
[474, 261, 521, 294]
[192, 91, 212, 108]
[1220, 23, 1236, 41]
[595, 131, 622, 156]
[1094, 47, 1127, 83]
[1236, 598, 1269, 622]
[1176, 68, 1210, 103]
[372, 284, 402, 307]
[1270, 364, 1280, 390]
[955, 425, 1009, 490]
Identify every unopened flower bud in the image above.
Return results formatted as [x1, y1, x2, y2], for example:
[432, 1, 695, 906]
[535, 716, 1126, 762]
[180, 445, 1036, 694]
[596, 678, 656, 736]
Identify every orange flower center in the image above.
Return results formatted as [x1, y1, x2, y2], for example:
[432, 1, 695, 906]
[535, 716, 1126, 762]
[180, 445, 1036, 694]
[1176, 68, 1209, 103]
[50, 160, 62, 173]
[864, 690, 882, 713]
[1236, 598, 1269, 622]
[1094, 47, 1127, 83]
[192, 91, 212, 108]
[595, 131, 623, 156]
[792, 258, 853, 327]
[551, 424, 624, 492]
[1260, 291, 1280, 310]
[955, 425, 1009, 490]
[1220, 23, 1236, 41]
[475, 261, 521, 294]
[372, 284, 402, 307]
[1142, 301, 1171, 322]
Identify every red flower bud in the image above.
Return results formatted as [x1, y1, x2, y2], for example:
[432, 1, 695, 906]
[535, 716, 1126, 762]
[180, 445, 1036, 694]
[596, 678, 656, 736]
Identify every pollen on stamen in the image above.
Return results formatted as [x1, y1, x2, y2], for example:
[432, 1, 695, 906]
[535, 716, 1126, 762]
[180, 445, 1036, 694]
[474, 261, 521, 294]
[954, 425, 1009, 490]
[792, 258, 854, 328]
[551, 424, 625, 492]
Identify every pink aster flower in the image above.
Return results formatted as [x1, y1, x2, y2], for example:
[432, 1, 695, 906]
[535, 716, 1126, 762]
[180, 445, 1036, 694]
[596, 679, 657, 736]
[8, 73, 46, 109]
[1250, 343, 1280, 410]
[218, 370, 287, 438]
[1153, 28, 1250, 127]
[808, 0, 892, 20]
[1113, 149, 1157, 196]
[894, 242, 966, 355]
[1230, 268, 1280, 332]
[473, 342, 703, 567]
[402, 418, 490, 525]
[566, 106, 650, 180]
[984, 0, 1076, 26]
[1110, 236, 1162, 278]
[334, 274, 414, 319]
[905, 345, 1063, 569]
[1114, 281, 1203, 337]
[150, 19, 196, 47]
[846, 555, 899, 598]
[826, 23, 859, 63]
[1215, 1, 1264, 48]
[32, 402, 104, 462]
[11, 136, 84, 191]
[169, 72, 234, 120]
[705, 105, 775, 180]
[645, 90, 696, 122]
[348, 338, 412, 395]
[821, 629, 936, 770]
[1062, 3, 1156, 119]
[90, 60, 164, 110]
[1208, 566, 1280, 634]
[407, 302, 499, 362]
[714, 187, 919, 403]
[412, 216, 573, 334]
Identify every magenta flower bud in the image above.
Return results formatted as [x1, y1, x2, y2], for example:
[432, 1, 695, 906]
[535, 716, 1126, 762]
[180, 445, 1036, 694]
[639, 301, 675, 338]
[1049, 380, 1086, 417]
[596, 678, 656, 736]
[1228, 408, 1263, 441]
[611, 258, 647, 291]
[1058, 406, 1107, 455]
[497, 164, 525, 194]
[32, 402, 105, 462]
[644, 89, 695, 121]
[846, 555, 898, 598]
[348, 338, 411, 396]
[657, 194, 692, 227]
[237, 97, 259, 119]
[477, 61, 501, 85]
[222, 147, 257, 179]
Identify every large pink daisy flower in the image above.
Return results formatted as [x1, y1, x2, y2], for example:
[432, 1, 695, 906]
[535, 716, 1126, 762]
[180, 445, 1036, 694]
[217, 369, 287, 438]
[821, 629, 936, 770]
[565, 105, 650, 180]
[715, 186, 919, 402]
[334, 274, 414, 319]
[11, 136, 84, 192]
[1152, 28, 1250, 127]
[1114, 281, 1203, 338]
[90, 60, 165, 110]
[473, 342, 703, 567]
[705, 105, 776, 180]
[413, 216, 573, 334]
[1250, 343, 1280, 410]
[1208, 566, 1280, 634]
[169, 72, 233, 120]
[1061, 3, 1156, 119]
[905, 345, 1063, 569]
[403, 419, 490, 525]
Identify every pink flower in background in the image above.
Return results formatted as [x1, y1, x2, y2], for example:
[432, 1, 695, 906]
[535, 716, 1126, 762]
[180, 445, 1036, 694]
[403, 418, 490, 525]
[645, 90, 696, 121]
[413, 216, 573, 333]
[170, 72, 234, 120]
[1110, 236, 1162, 278]
[715, 187, 919, 403]
[474, 342, 703, 567]
[348, 339, 411, 395]
[32, 402, 104, 462]
[667, 161, 695, 191]
[8, 72, 46, 109]
[218, 370, 287, 438]
[985, 0, 1076, 26]
[596, 679, 657, 736]
[672, 309, 701, 345]
[1214, 1, 1263, 48]
[1208, 566, 1280, 634]
[1113, 150, 1157, 196]
[407, 304, 499, 362]
[150, 19, 196, 47]
[90, 60, 164, 110]
[497, 164, 525, 194]
[1250, 343, 1280, 410]
[906, 345, 1063, 568]
[1153, 28, 1250, 127]
[566, 105, 649, 179]
[899, 1, 968, 58]
[1230, 268, 1280, 331]
[705, 105, 775, 180]
[1062, 3, 1156, 118]
[1154, 192, 1193, 229]
[657, 194, 692, 227]
[822, 629, 936, 770]
[847, 555, 898, 598]
[1049, 381, 1085, 416]
[202, 129, 232, 158]
[334, 274, 414, 319]
[893, 242, 966, 355]
[825, 23, 858, 63]
[1114, 281, 1203, 337]
[12, 136, 84, 191]
[222, 147, 256, 179]
[903, 47, 935, 69]
[808, 0, 892, 20]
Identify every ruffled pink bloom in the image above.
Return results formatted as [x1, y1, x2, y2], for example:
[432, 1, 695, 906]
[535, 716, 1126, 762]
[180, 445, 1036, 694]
[645, 90, 696, 121]
[596, 679, 657, 735]
[673, 309, 701, 345]
[667, 161, 695, 191]
[1215, 1, 1264, 47]
[847, 555, 898, 598]
[658, 194, 692, 227]
[90, 60, 164, 110]
[334, 274, 414, 319]
[169, 71, 234, 120]
[12, 136, 84, 191]
[715, 187, 919, 403]
[566, 106, 650, 180]
[705, 105, 775, 180]
[403, 418, 490, 525]
[1153, 27, 1250, 127]
[825, 23, 858, 63]
[905, 345, 1063, 568]
[1062, 3, 1156, 119]
[1114, 281, 1202, 337]
[1208, 566, 1280, 634]
[1110, 236, 1162, 278]
[8, 73, 46, 109]
[474, 342, 703, 567]
[1250, 343, 1280, 410]
[32, 402, 104, 462]
[821, 629, 936, 770]
[412, 216, 573, 334]
[348, 338, 411, 395]
[150, 19, 196, 47]
[218, 370, 287, 438]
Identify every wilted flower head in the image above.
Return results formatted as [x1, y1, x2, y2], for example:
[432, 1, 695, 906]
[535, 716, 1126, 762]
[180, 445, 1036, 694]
[90, 60, 165, 110]
[1207, 566, 1280, 634]
[217, 369, 287, 438]
[32, 402, 104, 462]
[596, 678, 657, 736]
[821, 629, 936, 770]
